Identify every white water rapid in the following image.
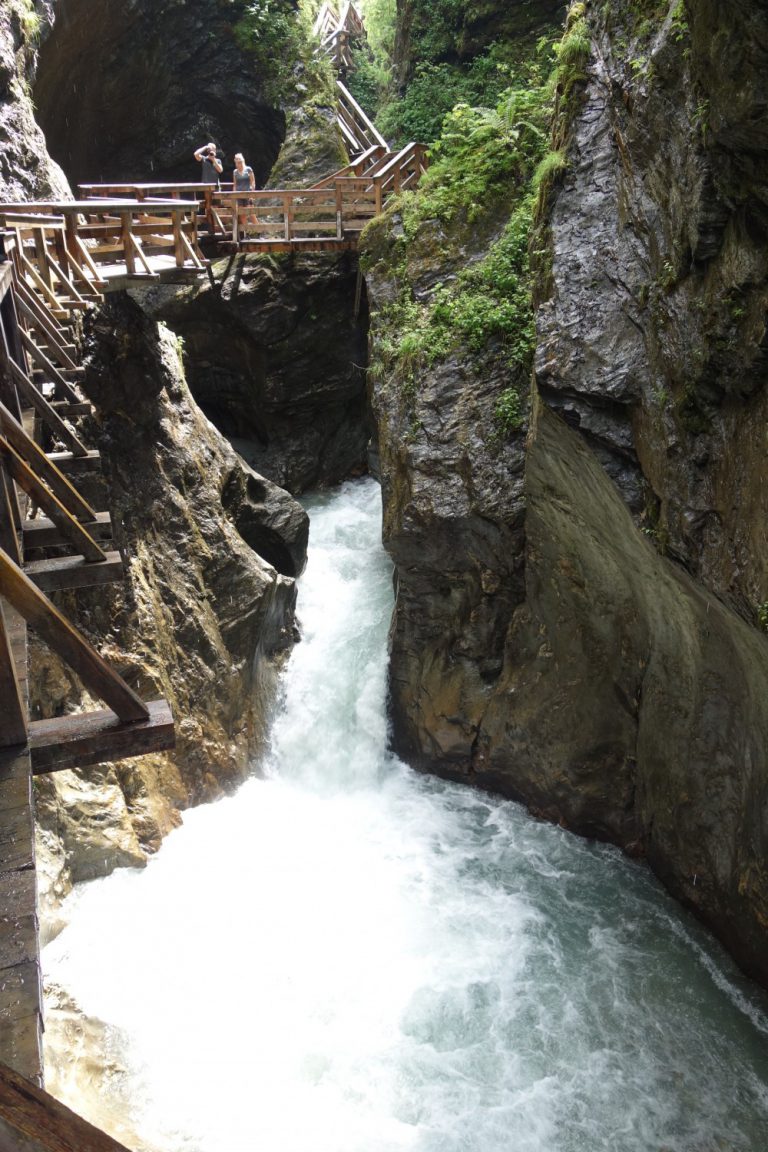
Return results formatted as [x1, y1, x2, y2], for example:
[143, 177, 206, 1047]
[44, 478, 768, 1152]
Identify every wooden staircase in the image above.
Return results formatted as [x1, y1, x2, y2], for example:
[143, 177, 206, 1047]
[0, 223, 176, 1086]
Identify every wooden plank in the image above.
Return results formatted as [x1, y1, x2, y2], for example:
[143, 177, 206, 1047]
[22, 510, 111, 549]
[69, 232, 108, 289]
[0, 802, 34, 875]
[30, 698, 174, 774]
[179, 229, 205, 269]
[128, 234, 157, 277]
[46, 448, 101, 474]
[0, 1058, 138, 1151]
[50, 400, 91, 417]
[20, 330, 80, 404]
[24, 550, 123, 592]
[19, 251, 62, 312]
[6, 356, 88, 458]
[16, 294, 77, 368]
[0, 438, 106, 562]
[0, 604, 26, 746]
[0, 909, 36, 972]
[0, 467, 21, 563]
[0, 770, 31, 815]
[0, 550, 149, 723]
[0, 402, 97, 521]
[0, 960, 41, 1021]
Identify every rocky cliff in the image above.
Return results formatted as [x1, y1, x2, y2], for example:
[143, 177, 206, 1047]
[33, 293, 308, 929]
[128, 251, 370, 494]
[0, 0, 69, 199]
[365, 0, 768, 985]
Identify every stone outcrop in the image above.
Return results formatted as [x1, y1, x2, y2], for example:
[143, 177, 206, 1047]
[366, 0, 768, 985]
[129, 252, 370, 494]
[33, 292, 308, 911]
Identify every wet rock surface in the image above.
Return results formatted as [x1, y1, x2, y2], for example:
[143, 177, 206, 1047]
[367, 0, 768, 985]
[32, 292, 308, 918]
[130, 252, 370, 494]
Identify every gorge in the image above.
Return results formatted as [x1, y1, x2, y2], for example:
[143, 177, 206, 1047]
[0, 0, 766, 1147]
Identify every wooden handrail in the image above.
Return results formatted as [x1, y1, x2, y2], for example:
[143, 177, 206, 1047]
[1, 200, 204, 275]
[0, 549, 149, 722]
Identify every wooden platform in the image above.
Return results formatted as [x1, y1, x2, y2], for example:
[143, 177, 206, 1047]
[0, 605, 43, 1087]
[96, 252, 208, 290]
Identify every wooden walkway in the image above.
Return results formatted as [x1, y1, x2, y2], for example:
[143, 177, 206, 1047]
[0, 224, 176, 1087]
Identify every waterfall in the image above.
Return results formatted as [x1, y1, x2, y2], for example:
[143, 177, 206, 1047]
[44, 478, 768, 1152]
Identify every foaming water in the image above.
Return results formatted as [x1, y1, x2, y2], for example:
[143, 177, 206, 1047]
[44, 478, 768, 1152]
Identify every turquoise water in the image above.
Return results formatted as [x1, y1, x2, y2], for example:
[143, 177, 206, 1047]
[44, 478, 768, 1152]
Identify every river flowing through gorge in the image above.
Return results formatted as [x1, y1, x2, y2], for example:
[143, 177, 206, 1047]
[43, 478, 768, 1152]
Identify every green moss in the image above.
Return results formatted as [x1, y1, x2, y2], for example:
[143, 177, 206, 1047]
[231, 0, 329, 105]
[758, 603, 768, 634]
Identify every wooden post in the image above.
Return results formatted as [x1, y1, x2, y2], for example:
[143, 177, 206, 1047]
[0, 601, 26, 745]
[0, 549, 149, 723]
[335, 181, 343, 239]
[204, 188, 215, 235]
[173, 210, 184, 267]
[121, 211, 136, 275]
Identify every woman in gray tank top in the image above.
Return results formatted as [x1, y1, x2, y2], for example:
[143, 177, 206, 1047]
[233, 153, 258, 235]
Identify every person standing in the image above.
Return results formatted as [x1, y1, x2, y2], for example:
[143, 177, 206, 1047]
[232, 152, 258, 234]
[193, 142, 223, 185]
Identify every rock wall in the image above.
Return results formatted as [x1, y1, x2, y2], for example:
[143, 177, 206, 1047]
[33, 293, 308, 924]
[366, 0, 768, 984]
[129, 252, 370, 494]
[0, 0, 69, 199]
[33, 0, 287, 188]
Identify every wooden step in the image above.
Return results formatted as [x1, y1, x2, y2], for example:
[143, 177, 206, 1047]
[33, 366, 85, 381]
[22, 511, 112, 549]
[24, 550, 123, 592]
[29, 699, 175, 775]
[51, 400, 92, 417]
[47, 448, 101, 472]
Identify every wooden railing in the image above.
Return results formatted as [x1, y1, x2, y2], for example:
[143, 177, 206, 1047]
[335, 79, 388, 155]
[0, 231, 174, 770]
[209, 142, 427, 246]
[313, 1, 365, 74]
[0, 199, 206, 289]
[78, 181, 224, 237]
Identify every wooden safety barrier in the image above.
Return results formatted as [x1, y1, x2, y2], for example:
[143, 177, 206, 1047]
[0, 199, 206, 287]
[313, 1, 366, 77]
[0, 242, 174, 762]
[0, 233, 176, 1086]
[336, 80, 388, 155]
